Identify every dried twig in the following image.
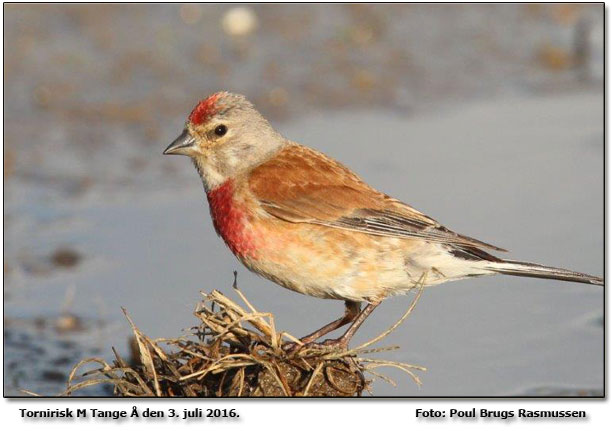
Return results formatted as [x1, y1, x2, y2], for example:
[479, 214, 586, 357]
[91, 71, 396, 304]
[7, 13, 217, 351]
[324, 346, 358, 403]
[61, 279, 426, 397]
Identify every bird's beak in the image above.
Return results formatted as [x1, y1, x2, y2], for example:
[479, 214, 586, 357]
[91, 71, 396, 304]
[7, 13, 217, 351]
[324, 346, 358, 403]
[163, 129, 196, 156]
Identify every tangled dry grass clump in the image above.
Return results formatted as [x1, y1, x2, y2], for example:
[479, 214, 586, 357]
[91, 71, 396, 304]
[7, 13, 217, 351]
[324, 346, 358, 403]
[60, 278, 425, 397]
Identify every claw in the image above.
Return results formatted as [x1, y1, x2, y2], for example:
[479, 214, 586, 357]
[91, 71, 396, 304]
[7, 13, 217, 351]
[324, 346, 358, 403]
[282, 341, 301, 354]
[282, 341, 312, 355]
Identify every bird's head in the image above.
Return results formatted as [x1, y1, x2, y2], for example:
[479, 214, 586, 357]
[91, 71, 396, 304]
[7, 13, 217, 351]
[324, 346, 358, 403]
[164, 91, 284, 191]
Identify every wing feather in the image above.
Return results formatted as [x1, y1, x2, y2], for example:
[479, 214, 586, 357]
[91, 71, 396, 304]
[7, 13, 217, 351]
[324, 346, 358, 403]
[248, 144, 506, 252]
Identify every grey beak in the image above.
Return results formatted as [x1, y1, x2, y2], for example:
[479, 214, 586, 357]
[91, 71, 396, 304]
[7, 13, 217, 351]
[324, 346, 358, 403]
[164, 129, 196, 155]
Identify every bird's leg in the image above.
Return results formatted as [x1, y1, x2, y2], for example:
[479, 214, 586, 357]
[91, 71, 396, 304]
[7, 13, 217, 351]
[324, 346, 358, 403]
[320, 300, 381, 350]
[300, 301, 362, 345]
[283, 301, 361, 352]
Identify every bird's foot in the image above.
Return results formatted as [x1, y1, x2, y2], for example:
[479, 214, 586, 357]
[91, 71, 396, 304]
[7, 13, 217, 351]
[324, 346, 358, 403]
[281, 341, 302, 355]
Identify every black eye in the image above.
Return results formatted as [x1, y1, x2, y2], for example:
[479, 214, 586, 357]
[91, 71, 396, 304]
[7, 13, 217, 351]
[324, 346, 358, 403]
[214, 125, 227, 137]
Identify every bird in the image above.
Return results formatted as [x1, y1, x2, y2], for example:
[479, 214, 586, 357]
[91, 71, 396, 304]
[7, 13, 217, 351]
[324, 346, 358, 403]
[163, 91, 603, 351]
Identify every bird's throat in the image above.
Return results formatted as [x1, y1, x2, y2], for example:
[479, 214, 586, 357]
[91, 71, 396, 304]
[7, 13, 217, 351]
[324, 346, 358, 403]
[206, 180, 259, 257]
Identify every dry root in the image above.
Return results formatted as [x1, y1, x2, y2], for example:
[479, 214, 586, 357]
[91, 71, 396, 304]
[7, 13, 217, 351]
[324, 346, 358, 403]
[61, 281, 425, 397]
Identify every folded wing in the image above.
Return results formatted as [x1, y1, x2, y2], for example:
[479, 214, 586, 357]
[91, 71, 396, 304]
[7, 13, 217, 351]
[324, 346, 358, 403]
[248, 144, 506, 254]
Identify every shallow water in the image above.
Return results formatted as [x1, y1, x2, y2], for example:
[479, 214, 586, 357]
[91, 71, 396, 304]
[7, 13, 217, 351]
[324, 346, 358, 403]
[4, 91, 602, 396]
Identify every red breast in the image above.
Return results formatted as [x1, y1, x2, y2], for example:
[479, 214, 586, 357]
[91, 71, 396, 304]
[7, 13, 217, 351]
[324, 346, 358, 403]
[206, 179, 260, 258]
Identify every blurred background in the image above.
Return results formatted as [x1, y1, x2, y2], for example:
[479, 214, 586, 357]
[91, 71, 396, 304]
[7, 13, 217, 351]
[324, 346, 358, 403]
[3, 4, 603, 396]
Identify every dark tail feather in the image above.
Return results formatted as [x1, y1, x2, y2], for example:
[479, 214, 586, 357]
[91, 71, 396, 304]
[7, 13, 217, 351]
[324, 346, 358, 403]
[488, 259, 603, 286]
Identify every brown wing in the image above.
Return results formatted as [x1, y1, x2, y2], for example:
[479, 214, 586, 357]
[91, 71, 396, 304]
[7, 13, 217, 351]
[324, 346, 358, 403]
[248, 144, 506, 252]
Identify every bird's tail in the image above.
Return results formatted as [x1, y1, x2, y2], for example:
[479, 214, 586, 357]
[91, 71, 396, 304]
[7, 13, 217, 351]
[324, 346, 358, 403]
[486, 259, 603, 286]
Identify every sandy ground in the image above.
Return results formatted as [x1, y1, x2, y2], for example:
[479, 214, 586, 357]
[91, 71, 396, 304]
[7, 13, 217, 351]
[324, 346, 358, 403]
[4, 90, 602, 396]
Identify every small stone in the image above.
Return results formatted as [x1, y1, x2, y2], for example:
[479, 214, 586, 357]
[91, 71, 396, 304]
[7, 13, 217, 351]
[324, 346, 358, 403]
[537, 44, 572, 71]
[55, 314, 83, 333]
[352, 69, 376, 91]
[221, 7, 258, 37]
[41, 370, 66, 382]
[50, 247, 81, 268]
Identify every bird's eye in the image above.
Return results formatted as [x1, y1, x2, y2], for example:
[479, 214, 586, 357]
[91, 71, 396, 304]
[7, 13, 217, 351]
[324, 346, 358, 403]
[214, 125, 228, 137]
